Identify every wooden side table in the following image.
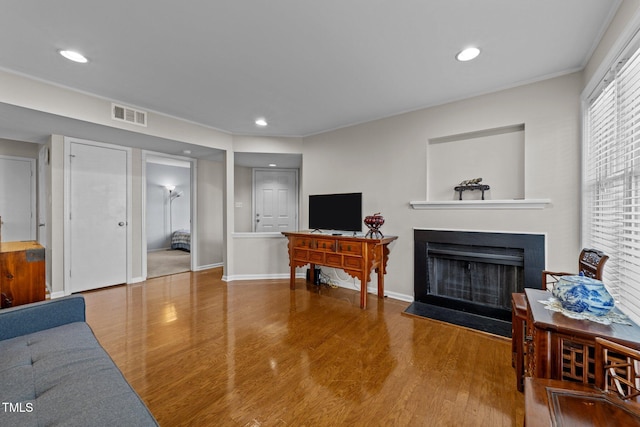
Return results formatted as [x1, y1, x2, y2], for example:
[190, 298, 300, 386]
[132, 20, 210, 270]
[525, 288, 640, 383]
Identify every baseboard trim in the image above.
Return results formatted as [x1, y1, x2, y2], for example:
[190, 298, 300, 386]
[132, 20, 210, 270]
[50, 291, 67, 299]
[194, 262, 223, 272]
[224, 273, 303, 282]
[377, 288, 413, 303]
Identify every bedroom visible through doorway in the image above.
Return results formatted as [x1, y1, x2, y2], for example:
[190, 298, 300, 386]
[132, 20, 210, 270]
[146, 155, 192, 278]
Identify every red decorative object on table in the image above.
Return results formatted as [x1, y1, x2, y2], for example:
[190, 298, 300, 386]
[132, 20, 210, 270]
[364, 213, 385, 238]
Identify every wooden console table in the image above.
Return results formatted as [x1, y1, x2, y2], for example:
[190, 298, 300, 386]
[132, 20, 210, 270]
[525, 288, 640, 383]
[282, 232, 397, 309]
[0, 241, 46, 308]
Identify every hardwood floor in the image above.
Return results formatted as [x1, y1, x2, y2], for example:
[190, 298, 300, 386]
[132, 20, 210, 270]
[83, 268, 524, 426]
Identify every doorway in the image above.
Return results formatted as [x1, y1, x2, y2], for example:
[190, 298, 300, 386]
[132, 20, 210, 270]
[145, 155, 193, 278]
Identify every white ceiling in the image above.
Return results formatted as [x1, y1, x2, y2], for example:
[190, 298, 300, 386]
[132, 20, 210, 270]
[0, 0, 621, 143]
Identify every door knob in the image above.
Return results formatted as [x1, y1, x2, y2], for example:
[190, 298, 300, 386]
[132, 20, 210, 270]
[118, 222, 125, 227]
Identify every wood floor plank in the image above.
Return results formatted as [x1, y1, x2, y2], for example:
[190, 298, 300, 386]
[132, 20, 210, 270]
[82, 268, 524, 426]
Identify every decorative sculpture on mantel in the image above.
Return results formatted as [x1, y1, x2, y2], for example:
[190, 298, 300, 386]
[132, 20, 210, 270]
[459, 177, 483, 186]
[454, 177, 490, 200]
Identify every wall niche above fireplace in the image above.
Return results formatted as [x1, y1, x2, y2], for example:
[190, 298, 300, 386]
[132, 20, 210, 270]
[411, 123, 551, 210]
[427, 124, 524, 202]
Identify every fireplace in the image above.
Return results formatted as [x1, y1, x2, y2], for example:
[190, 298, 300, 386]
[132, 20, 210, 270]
[414, 229, 545, 322]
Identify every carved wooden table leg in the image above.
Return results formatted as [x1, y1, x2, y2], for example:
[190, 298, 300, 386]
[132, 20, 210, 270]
[289, 262, 296, 290]
[361, 267, 369, 309]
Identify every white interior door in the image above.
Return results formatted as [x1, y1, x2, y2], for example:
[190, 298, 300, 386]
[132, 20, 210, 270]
[254, 169, 298, 232]
[68, 140, 128, 293]
[0, 156, 36, 241]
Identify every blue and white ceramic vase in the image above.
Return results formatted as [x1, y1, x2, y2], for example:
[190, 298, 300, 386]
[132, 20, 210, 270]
[551, 274, 614, 316]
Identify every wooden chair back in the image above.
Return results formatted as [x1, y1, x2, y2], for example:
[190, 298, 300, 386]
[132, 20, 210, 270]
[578, 248, 609, 279]
[595, 337, 640, 403]
[542, 248, 608, 291]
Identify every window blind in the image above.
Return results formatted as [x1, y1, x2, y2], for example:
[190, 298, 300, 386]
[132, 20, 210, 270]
[584, 46, 640, 324]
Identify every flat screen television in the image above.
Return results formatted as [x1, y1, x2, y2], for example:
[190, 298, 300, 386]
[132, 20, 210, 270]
[309, 192, 362, 233]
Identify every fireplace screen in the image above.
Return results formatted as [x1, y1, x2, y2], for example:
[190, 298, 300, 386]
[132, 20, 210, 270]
[427, 249, 524, 311]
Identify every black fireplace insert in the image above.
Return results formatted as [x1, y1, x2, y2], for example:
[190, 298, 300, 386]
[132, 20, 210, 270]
[414, 229, 545, 321]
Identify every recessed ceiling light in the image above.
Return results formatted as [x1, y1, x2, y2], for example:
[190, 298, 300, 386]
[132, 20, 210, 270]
[456, 47, 480, 62]
[59, 50, 89, 63]
[255, 118, 268, 127]
[268, 163, 277, 167]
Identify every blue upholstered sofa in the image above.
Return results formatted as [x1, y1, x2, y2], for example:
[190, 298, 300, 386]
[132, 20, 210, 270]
[0, 295, 158, 426]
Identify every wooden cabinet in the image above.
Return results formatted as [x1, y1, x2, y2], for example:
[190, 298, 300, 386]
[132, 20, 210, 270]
[0, 241, 46, 308]
[282, 232, 398, 309]
[524, 288, 640, 383]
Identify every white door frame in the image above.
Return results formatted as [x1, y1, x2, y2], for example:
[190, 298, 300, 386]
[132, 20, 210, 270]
[37, 146, 50, 293]
[141, 150, 197, 278]
[63, 137, 132, 295]
[37, 147, 49, 247]
[0, 155, 36, 241]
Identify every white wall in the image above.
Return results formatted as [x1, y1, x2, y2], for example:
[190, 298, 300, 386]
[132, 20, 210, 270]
[196, 158, 225, 269]
[0, 138, 40, 158]
[232, 135, 303, 154]
[131, 149, 143, 279]
[583, 0, 640, 87]
[298, 73, 583, 300]
[234, 165, 253, 232]
[231, 234, 291, 279]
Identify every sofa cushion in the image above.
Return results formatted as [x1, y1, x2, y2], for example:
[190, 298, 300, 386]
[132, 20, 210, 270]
[0, 322, 157, 426]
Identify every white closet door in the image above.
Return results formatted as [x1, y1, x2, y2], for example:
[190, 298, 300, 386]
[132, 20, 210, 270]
[0, 156, 35, 241]
[68, 141, 128, 292]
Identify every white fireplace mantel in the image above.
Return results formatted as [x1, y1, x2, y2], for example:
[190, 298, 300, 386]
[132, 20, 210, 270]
[409, 199, 551, 210]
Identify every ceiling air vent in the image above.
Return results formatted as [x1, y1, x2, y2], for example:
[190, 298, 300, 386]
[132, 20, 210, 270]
[112, 103, 147, 127]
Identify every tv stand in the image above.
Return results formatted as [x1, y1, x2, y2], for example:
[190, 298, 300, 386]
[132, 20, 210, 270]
[282, 232, 398, 309]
